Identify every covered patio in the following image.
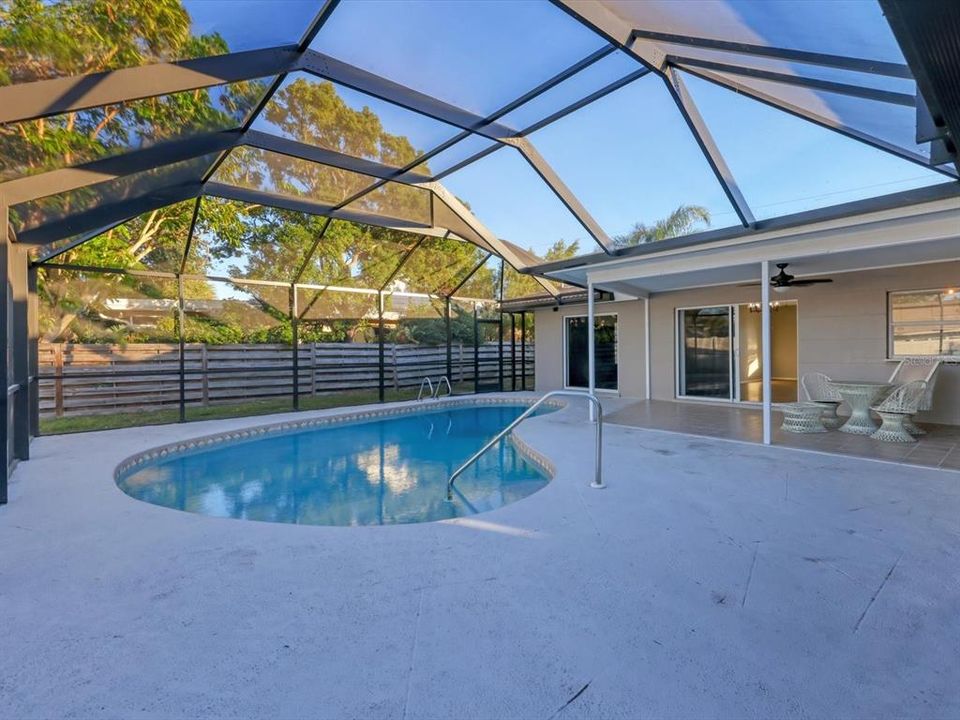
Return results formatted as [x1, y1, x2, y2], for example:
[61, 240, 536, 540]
[606, 399, 960, 471]
[530, 187, 960, 465]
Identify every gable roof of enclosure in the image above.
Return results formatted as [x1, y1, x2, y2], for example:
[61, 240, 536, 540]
[2, 0, 959, 295]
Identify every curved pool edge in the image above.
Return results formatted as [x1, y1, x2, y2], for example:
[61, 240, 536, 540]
[114, 395, 565, 485]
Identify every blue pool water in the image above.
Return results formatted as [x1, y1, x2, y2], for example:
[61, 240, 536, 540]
[116, 404, 553, 526]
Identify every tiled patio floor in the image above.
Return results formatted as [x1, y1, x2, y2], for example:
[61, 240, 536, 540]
[606, 399, 960, 472]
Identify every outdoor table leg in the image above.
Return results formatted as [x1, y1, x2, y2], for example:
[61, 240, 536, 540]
[839, 398, 876, 434]
[836, 386, 890, 435]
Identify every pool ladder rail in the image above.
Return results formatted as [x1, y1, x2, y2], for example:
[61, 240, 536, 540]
[446, 390, 604, 500]
[417, 376, 453, 401]
[433, 376, 453, 399]
[417, 377, 434, 401]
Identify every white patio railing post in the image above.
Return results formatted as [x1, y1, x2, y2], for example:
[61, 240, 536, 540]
[644, 295, 651, 400]
[587, 278, 597, 422]
[761, 260, 772, 445]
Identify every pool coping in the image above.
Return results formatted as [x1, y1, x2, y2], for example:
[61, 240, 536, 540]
[114, 395, 564, 482]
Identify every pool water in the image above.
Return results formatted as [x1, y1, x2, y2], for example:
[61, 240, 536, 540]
[116, 404, 553, 526]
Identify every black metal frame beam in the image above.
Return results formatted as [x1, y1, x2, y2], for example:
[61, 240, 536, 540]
[196, 0, 343, 188]
[0, 46, 300, 125]
[447, 252, 493, 299]
[680, 63, 957, 177]
[8, 36, 632, 267]
[880, 0, 960, 175]
[17, 182, 202, 246]
[518, 68, 650, 136]
[0, 197, 9, 500]
[176, 273, 187, 422]
[505, 137, 615, 248]
[10, 243, 29, 462]
[549, 0, 755, 228]
[0, 198, 28, 493]
[179, 197, 203, 274]
[290, 282, 300, 411]
[296, 49, 618, 254]
[205, 174, 547, 281]
[379, 236, 426, 291]
[668, 56, 916, 107]
[299, 50, 519, 141]
[32, 217, 132, 265]
[425, 183, 559, 289]
[664, 67, 755, 227]
[203, 182, 435, 233]
[0, 130, 241, 207]
[26, 265, 39, 437]
[629, 29, 913, 78]
[552, 0, 958, 183]
[294, 45, 632, 251]
[435, 67, 651, 181]
[298, 0, 342, 49]
[292, 217, 333, 284]
[241, 130, 425, 184]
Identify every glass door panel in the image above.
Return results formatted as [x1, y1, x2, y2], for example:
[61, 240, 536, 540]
[565, 315, 618, 391]
[678, 306, 734, 399]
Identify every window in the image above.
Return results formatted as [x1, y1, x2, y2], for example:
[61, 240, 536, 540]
[888, 289, 960, 358]
[565, 315, 618, 391]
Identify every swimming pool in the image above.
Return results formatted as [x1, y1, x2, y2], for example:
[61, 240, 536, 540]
[116, 402, 555, 526]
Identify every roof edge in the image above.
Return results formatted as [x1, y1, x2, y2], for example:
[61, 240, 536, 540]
[524, 181, 960, 276]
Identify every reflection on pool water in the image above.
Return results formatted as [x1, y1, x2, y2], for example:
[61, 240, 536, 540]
[116, 404, 554, 526]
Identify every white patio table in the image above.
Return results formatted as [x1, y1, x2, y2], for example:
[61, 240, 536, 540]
[827, 380, 893, 435]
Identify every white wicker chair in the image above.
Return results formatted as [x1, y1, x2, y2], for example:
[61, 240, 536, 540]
[800, 371, 844, 429]
[887, 359, 942, 434]
[870, 380, 927, 443]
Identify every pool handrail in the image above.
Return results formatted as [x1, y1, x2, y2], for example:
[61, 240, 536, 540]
[432, 376, 453, 399]
[416, 377, 434, 401]
[446, 390, 604, 500]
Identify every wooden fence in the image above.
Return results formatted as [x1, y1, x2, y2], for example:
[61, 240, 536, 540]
[38, 342, 535, 418]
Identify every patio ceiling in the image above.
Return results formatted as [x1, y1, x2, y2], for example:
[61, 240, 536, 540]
[1, 0, 959, 292]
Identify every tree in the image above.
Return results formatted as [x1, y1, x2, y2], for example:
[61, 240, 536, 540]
[1, 0, 265, 340]
[11, 1, 536, 345]
[613, 205, 711, 247]
[0, 0, 195, 86]
[0, 0, 258, 186]
[204, 76, 490, 322]
[500, 238, 581, 300]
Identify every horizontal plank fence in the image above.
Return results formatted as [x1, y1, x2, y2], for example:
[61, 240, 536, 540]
[38, 342, 534, 418]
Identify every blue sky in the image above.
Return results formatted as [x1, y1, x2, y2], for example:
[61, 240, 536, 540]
[187, 0, 954, 260]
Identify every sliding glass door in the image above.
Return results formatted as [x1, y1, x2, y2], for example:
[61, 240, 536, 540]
[565, 314, 618, 391]
[677, 306, 735, 399]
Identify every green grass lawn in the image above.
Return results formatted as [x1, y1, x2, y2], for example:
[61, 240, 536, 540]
[38, 379, 529, 435]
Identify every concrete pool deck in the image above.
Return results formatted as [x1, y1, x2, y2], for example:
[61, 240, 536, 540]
[1, 394, 959, 719]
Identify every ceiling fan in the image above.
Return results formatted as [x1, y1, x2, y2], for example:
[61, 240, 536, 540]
[742, 263, 834, 294]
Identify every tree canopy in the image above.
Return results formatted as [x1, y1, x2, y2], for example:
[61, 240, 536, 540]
[11, 0, 714, 344]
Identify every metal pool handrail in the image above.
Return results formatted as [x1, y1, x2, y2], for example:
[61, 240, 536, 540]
[417, 377, 434, 401]
[446, 390, 604, 500]
[432, 376, 452, 399]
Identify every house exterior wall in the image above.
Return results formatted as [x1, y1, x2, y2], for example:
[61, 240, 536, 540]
[533, 261, 960, 425]
[534, 298, 646, 398]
